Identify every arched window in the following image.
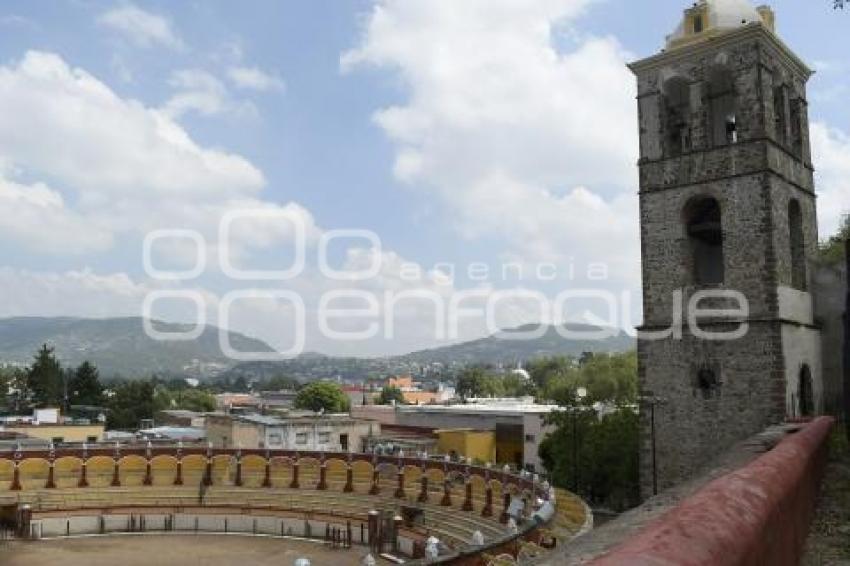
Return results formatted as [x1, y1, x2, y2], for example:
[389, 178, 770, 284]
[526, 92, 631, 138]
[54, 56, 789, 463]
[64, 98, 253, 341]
[696, 367, 719, 400]
[789, 199, 806, 290]
[799, 364, 813, 417]
[773, 84, 787, 146]
[663, 77, 691, 157]
[707, 67, 737, 146]
[790, 98, 803, 158]
[685, 197, 724, 285]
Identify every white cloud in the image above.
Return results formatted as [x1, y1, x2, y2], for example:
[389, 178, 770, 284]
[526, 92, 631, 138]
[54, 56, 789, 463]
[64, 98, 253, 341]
[0, 178, 112, 254]
[97, 3, 184, 50]
[227, 66, 286, 92]
[811, 122, 850, 237]
[0, 268, 150, 319]
[162, 68, 257, 119]
[0, 52, 263, 199]
[0, 51, 280, 259]
[343, 0, 640, 289]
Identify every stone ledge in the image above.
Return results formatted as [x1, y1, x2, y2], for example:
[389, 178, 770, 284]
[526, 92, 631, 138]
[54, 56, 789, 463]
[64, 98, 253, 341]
[533, 421, 816, 565]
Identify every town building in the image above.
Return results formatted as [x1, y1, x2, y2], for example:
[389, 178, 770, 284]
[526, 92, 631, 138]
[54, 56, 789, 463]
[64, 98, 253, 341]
[214, 393, 261, 413]
[155, 409, 206, 428]
[0, 408, 105, 444]
[205, 412, 380, 452]
[0, 423, 105, 445]
[352, 398, 559, 470]
[383, 375, 455, 405]
[342, 384, 376, 407]
[434, 429, 496, 464]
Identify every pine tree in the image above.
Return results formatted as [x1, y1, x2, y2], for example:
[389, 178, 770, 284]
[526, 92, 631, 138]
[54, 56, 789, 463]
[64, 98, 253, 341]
[27, 344, 63, 408]
[69, 361, 104, 407]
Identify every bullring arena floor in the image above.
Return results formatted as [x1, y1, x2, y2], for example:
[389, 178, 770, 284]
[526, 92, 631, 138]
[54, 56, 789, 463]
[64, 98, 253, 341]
[1, 534, 367, 566]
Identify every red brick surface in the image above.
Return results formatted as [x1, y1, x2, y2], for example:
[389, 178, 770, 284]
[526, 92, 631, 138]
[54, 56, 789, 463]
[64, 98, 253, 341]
[591, 417, 834, 566]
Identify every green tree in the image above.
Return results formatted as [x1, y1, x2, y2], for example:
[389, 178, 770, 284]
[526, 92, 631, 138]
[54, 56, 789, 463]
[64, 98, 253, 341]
[27, 344, 64, 408]
[456, 367, 499, 400]
[294, 381, 350, 413]
[539, 406, 640, 511]
[500, 372, 536, 398]
[69, 361, 104, 407]
[377, 385, 405, 405]
[106, 380, 157, 429]
[2, 367, 30, 414]
[819, 214, 849, 266]
[0, 367, 12, 412]
[167, 387, 216, 412]
[536, 352, 637, 406]
[262, 374, 300, 391]
[527, 356, 574, 393]
[232, 375, 250, 393]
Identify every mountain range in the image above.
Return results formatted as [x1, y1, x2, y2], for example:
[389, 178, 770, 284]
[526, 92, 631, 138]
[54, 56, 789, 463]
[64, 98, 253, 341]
[220, 323, 635, 382]
[0, 317, 274, 379]
[0, 317, 635, 380]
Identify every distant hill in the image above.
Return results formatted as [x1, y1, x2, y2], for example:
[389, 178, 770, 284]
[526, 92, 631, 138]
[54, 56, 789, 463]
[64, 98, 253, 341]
[400, 323, 635, 365]
[0, 318, 634, 381]
[224, 323, 635, 381]
[0, 317, 275, 379]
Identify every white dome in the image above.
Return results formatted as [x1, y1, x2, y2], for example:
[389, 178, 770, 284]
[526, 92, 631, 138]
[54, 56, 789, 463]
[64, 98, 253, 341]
[667, 0, 768, 47]
[709, 0, 762, 29]
[511, 368, 531, 381]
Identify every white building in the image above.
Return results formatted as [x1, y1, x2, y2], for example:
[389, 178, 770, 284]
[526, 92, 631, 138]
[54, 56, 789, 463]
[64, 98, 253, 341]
[205, 412, 380, 452]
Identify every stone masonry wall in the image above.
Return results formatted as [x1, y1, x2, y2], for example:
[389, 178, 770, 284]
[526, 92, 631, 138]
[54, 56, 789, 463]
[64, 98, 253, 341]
[632, 26, 822, 496]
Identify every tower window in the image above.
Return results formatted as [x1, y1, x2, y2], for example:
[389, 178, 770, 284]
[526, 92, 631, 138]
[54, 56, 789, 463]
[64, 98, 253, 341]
[790, 99, 803, 158]
[695, 367, 719, 400]
[789, 199, 807, 290]
[708, 67, 737, 146]
[773, 85, 787, 146]
[663, 77, 691, 157]
[693, 14, 704, 34]
[685, 197, 724, 286]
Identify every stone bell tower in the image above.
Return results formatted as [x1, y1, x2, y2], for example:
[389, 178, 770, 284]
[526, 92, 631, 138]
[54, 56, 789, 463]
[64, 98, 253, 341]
[630, 0, 822, 497]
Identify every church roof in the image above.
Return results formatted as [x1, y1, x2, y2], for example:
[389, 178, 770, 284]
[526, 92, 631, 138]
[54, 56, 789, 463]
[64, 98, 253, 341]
[666, 0, 774, 50]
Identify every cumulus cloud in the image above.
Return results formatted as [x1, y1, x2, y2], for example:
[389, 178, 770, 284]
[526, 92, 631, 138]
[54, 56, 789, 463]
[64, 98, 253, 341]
[227, 66, 286, 92]
[0, 49, 513, 354]
[0, 50, 284, 260]
[0, 268, 150, 319]
[0, 178, 112, 254]
[343, 0, 640, 290]
[162, 68, 257, 119]
[0, 52, 264, 199]
[97, 3, 184, 50]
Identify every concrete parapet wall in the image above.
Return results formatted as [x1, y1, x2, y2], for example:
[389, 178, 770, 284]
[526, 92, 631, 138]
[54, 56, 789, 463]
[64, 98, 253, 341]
[31, 511, 377, 545]
[590, 417, 833, 566]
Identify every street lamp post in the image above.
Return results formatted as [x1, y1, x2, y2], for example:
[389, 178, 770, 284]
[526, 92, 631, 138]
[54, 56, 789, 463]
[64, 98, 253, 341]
[572, 387, 587, 495]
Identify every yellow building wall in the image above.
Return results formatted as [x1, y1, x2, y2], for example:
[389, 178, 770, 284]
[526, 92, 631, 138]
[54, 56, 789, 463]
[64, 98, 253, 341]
[402, 391, 438, 405]
[495, 436, 524, 468]
[436, 430, 495, 464]
[388, 376, 413, 389]
[8, 425, 105, 443]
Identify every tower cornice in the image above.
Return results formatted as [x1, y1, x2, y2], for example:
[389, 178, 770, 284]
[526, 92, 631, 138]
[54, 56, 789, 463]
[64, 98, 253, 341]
[628, 23, 812, 80]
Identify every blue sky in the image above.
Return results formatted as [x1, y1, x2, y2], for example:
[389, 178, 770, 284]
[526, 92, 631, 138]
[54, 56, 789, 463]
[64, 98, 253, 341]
[0, 1, 847, 356]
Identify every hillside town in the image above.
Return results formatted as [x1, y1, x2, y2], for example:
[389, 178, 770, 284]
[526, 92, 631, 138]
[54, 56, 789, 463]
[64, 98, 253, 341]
[0, 1, 848, 565]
